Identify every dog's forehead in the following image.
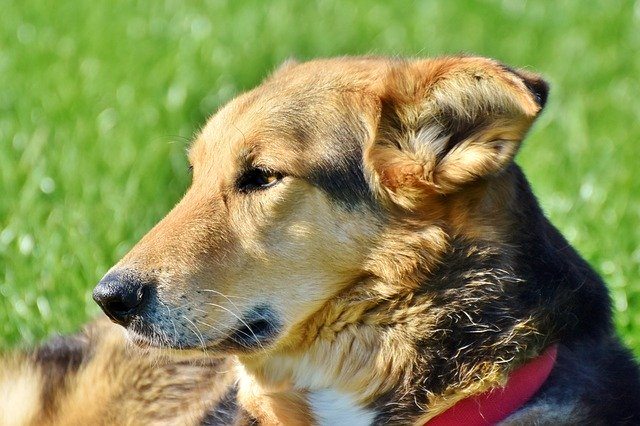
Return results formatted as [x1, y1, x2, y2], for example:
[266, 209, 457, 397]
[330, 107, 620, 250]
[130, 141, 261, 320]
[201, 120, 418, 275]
[199, 86, 321, 151]
[189, 63, 379, 205]
[191, 58, 389, 161]
[195, 76, 370, 163]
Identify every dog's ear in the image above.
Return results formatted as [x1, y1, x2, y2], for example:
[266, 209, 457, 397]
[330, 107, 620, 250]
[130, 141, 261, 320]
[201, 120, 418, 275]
[365, 57, 548, 209]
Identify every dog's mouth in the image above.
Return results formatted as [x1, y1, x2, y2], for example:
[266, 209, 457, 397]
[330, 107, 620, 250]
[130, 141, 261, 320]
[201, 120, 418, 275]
[221, 305, 281, 350]
[126, 304, 282, 353]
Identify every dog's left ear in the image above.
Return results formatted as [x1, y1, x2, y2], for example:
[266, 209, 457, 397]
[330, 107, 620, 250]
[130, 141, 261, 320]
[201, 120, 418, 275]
[365, 57, 548, 209]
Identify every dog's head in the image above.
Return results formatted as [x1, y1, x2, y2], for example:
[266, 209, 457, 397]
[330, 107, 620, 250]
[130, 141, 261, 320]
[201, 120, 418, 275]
[93, 56, 547, 355]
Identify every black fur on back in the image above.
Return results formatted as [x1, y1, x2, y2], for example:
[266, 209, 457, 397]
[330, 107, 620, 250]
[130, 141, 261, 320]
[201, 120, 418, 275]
[508, 166, 640, 422]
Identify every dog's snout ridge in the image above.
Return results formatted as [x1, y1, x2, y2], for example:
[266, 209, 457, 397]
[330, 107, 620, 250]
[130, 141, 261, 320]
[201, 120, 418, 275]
[93, 271, 149, 326]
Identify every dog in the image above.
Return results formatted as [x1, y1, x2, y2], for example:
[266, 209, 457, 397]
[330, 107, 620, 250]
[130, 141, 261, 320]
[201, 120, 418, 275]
[3, 56, 639, 425]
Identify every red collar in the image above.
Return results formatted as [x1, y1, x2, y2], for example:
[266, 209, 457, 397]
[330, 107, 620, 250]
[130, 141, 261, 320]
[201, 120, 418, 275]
[427, 345, 558, 426]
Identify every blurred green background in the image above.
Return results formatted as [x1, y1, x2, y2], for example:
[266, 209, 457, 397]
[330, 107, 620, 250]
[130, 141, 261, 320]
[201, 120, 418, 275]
[1, 0, 639, 354]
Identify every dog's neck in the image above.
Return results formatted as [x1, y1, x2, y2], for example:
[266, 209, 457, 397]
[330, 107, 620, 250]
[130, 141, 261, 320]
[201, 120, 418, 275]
[235, 295, 418, 425]
[235, 241, 551, 424]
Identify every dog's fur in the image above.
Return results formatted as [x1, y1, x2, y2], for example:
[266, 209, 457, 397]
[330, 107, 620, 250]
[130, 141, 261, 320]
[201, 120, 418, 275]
[2, 56, 639, 425]
[0, 317, 236, 425]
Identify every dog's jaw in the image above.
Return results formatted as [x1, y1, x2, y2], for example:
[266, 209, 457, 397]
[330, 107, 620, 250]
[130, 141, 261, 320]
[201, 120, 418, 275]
[231, 231, 550, 425]
[232, 285, 425, 424]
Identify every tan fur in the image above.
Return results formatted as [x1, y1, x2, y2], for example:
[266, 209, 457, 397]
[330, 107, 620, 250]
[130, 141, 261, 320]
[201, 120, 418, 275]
[236, 363, 315, 425]
[0, 357, 42, 426]
[366, 57, 541, 210]
[94, 56, 550, 423]
[1, 318, 234, 425]
[5, 56, 575, 424]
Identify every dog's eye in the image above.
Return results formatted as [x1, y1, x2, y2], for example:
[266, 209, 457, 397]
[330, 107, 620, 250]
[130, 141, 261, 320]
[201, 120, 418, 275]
[237, 168, 284, 192]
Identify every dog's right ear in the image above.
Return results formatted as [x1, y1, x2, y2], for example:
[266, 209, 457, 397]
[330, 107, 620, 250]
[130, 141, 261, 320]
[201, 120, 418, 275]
[365, 57, 548, 210]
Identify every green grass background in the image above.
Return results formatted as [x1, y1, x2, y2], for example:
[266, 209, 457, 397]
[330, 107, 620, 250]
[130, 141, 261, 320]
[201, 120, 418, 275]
[1, 0, 639, 354]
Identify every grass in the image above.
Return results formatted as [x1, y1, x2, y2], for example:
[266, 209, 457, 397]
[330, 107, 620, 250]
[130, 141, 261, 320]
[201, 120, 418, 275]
[1, 0, 639, 354]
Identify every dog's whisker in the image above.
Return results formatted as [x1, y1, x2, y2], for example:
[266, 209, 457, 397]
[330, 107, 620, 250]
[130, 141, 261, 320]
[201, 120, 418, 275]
[159, 300, 181, 345]
[151, 298, 277, 351]
[194, 318, 226, 336]
[199, 289, 265, 333]
[205, 302, 265, 350]
[199, 289, 251, 300]
[181, 314, 208, 355]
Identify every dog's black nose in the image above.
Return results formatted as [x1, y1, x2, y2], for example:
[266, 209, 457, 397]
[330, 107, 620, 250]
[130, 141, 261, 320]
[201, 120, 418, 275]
[92, 271, 148, 326]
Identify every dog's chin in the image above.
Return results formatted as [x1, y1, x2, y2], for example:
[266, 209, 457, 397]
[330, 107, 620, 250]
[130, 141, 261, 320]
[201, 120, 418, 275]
[122, 304, 282, 357]
[124, 316, 282, 358]
[124, 330, 218, 360]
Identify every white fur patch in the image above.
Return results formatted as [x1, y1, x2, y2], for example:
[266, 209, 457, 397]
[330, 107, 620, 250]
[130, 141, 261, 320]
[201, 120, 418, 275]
[309, 389, 375, 426]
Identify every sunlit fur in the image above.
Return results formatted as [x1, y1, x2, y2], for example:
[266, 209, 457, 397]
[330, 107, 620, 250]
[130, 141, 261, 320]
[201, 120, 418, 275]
[0, 317, 235, 425]
[106, 57, 545, 357]
[5, 56, 639, 424]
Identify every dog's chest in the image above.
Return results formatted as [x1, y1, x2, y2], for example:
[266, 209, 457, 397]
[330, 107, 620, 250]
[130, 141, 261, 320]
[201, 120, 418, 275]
[307, 388, 376, 426]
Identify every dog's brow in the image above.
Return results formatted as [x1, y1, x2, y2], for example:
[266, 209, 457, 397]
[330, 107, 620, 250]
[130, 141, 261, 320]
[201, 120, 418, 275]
[307, 152, 373, 209]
